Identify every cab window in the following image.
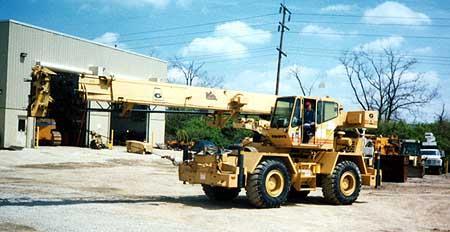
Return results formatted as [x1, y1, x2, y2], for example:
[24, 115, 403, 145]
[271, 97, 295, 128]
[317, 101, 338, 123]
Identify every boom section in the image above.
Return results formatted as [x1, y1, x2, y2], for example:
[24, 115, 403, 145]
[28, 65, 277, 118]
[79, 74, 276, 115]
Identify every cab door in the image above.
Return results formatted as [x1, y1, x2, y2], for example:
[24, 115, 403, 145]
[301, 98, 317, 144]
[315, 100, 339, 149]
[289, 98, 302, 146]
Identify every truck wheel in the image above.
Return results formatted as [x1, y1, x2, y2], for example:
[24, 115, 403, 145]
[436, 167, 442, 175]
[322, 161, 361, 205]
[246, 160, 291, 208]
[202, 185, 240, 201]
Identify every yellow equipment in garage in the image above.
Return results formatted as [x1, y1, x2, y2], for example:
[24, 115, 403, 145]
[29, 65, 379, 208]
[35, 118, 62, 146]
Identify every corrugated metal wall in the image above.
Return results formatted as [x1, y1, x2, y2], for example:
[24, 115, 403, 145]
[1, 20, 167, 148]
[0, 22, 10, 146]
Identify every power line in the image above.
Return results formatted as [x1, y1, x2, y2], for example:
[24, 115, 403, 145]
[291, 20, 450, 28]
[98, 13, 278, 39]
[119, 22, 276, 43]
[289, 51, 450, 66]
[288, 46, 450, 61]
[177, 47, 274, 61]
[128, 30, 277, 49]
[201, 53, 276, 64]
[290, 31, 450, 40]
[293, 12, 450, 21]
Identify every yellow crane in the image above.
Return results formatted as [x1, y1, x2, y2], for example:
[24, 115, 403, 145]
[29, 65, 378, 208]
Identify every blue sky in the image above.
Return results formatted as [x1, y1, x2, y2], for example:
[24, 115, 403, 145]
[1, 0, 449, 121]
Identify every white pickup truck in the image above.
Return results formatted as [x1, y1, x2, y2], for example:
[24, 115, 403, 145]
[421, 132, 444, 174]
[421, 149, 444, 174]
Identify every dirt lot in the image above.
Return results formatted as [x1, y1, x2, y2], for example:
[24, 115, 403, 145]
[0, 147, 449, 232]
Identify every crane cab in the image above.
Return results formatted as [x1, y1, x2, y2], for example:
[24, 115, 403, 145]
[267, 96, 342, 150]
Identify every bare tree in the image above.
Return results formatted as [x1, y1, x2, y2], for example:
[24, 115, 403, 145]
[436, 104, 447, 123]
[198, 75, 224, 88]
[340, 48, 438, 121]
[290, 67, 317, 96]
[170, 57, 206, 86]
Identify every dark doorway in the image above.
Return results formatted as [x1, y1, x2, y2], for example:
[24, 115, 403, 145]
[110, 105, 147, 145]
[46, 72, 87, 146]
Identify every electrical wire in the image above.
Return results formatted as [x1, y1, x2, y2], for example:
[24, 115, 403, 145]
[287, 46, 450, 61]
[291, 20, 450, 28]
[290, 31, 450, 40]
[99, 13, 278, 39]
[119, 22, 276, 43]
[128, 30, 277, 49]
[292, 12, 450, 21]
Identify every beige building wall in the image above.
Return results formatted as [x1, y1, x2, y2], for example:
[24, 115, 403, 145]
[0, 20, 167, 148]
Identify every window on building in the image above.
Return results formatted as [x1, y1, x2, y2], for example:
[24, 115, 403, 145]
[18, 119, 26, 132]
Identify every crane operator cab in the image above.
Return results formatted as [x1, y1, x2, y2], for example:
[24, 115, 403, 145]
[268, 96, 341, 150]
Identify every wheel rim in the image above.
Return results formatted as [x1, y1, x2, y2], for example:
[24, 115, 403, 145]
[265, 170, 285, 197]
[340, 171, 356, 197]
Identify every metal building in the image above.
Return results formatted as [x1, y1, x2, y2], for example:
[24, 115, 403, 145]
[0, 20, 167, 148]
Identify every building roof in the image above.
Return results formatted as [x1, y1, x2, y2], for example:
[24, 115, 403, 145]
[0, 19, 167, 64]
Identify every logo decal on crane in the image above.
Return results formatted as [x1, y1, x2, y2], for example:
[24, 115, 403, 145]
[206, 91, 217, 100]
[153, 88, 163, 100]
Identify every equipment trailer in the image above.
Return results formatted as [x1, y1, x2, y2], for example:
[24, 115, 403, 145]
[29, 65, 379, 208]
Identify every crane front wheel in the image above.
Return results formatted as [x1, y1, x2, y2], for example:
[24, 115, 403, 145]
[246, 160, 291, 208]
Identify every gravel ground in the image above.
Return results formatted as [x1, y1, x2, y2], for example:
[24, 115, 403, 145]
[0, 147, 449, 232]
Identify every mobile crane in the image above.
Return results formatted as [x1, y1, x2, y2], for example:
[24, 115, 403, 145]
[29, 65, 378, 208]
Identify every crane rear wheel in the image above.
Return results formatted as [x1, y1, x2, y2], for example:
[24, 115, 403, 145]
[322, 161, 361, 205]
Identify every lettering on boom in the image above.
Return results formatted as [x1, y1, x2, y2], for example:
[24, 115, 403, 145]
[206, 91, 217, 100]
[153, 87, 163, 101]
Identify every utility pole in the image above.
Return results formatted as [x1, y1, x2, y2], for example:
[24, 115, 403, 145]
[275, 3, 291, 95]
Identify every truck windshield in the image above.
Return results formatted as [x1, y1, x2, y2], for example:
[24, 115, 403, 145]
[402, 143, 420, 156]
[421, 150, 439, 156]
[271, 97, 295, 128]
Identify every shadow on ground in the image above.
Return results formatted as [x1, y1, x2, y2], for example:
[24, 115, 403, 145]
[0, 195, 366, 210]
[286, 196, 367, 206]
[0, 195, 253, 210]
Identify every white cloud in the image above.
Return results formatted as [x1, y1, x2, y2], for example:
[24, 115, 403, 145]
[167, 67, 187, 84]
[412, 46, 432, 55]
[181, 37, 248, 59]
[403, 71, 440, 84]
[93, 32, 127, 48]
[181, 21, 272, 58]
[355, 36, 405, 52]
[326, 65, 346, 78]
[320, 4, 356, 13]
[363, 1, 431, 25]
[214, 21, 272, 45]
[300, 25, 342, 39]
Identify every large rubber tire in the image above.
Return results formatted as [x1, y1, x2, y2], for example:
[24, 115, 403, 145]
[322, 161, 361, 205]
[246, 159, 291, 208]
[202, 185, 240, 201]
